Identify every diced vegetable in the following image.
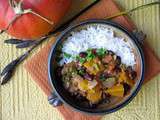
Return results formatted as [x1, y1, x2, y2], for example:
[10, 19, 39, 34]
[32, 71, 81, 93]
[77, 78, 98, 92]
[119, 70, 134, 86]
[78, 79, 89, 91]
[102, 54, 113, 63]
[118, 70, 127, 82]
[78, 69, 85, 75]
[86, 49, 96, 61]
[88, 80, 98, 89]
[93, 64, 99, 71]
[125, 79, 134, 87]
[102, 77, 116, 88]
[79, 58, 86, 64]
[108, 61, 116, 71]
[105, 84, 124, 97]
[64, 52, 72, 58]
[61, 62, 77, 83]
[86, 85, 102, 104]
[99, 74, 106, 81]
[83, 57, 104, 75]
[96, 48, 107, 56]
[83, 60, 96, 74]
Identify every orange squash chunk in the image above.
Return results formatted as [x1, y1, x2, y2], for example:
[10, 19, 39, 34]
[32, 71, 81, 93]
[86, 85, 102, 104]
[83, 57, 104, 75]
[78, 79, 89, 91]
[119, 70, 134, 86]
[105, 84, 124, 97]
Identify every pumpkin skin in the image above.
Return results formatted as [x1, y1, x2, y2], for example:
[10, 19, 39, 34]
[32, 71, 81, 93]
[0, 0, 71, 39]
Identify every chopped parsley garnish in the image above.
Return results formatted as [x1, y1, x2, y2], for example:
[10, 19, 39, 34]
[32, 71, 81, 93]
[86, 54, 95, 61]
[78, 69, 85, 75]
[99, 74, 106, 81]
[64, 52, 72, 58]
[75, 48, 108, 64]
[79, 58, 86, 64]
[86, 49, 95, 61]
[97, 48, 107, 56]
[76, 56, 86, 64]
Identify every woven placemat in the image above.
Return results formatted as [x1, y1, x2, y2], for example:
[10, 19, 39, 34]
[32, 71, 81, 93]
[25, 0, 160, 120]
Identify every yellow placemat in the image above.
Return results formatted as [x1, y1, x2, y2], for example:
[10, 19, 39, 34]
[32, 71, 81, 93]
[0, 0, 160, 120]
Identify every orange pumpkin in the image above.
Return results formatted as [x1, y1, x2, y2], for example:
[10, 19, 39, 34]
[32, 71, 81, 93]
[105, 84, 124, 97]
[119, 70, 134, 86]
[0, 0, 71, 39]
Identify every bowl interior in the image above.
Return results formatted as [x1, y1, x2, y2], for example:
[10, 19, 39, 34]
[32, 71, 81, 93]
[49, 21, 144, 114]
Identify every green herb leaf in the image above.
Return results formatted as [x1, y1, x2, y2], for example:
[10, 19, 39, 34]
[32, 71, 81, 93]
[64, 52, 71, 58]
[99, 74, 106, 81]
[97, 48, 106, 56]
[105, 77, 116, 83]
[78, 69, 85, 75]
[86, 49, 96, 61]
[86, 49, 92, 55]
[87, 54, 95, 61]
[76, 55, 80, 60]
[79, 58, 86, 64]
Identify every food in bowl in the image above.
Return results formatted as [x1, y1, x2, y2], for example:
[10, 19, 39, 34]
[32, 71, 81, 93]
[55, 25, 138, 108]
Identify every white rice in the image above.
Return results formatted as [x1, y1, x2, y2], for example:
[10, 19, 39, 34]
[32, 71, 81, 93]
[59, 25, 136, 67]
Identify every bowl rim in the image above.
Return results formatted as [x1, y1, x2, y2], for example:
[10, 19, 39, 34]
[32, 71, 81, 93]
[48, 19, 145, 115]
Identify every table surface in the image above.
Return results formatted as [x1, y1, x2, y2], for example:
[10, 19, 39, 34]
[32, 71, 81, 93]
[0, 0, 160, 120]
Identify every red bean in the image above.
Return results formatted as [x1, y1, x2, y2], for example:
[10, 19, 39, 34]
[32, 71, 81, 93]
[92, 49, 97, 55]
[79, 52, 87, 58]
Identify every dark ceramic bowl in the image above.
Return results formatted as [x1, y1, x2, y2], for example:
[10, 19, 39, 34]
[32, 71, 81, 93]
[48, 19, 145, 115]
